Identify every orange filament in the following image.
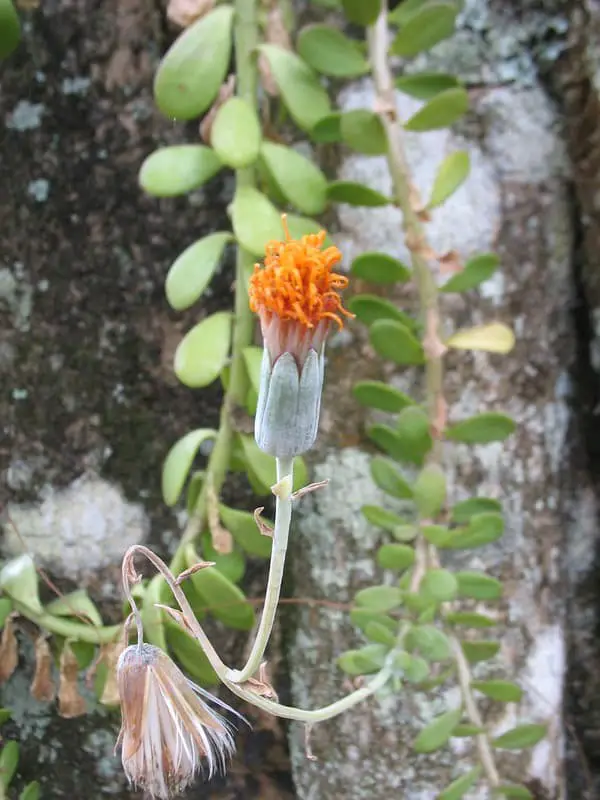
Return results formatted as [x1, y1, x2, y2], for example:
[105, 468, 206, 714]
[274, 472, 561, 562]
[248, 215, 354, 329]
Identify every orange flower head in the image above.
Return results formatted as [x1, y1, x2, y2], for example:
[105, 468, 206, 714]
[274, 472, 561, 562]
[248, 216, 353, 366]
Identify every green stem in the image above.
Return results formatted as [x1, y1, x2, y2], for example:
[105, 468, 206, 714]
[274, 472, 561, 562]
[367, 3, 500, 789]
[171, 0, 259, 573]
[14, 602, 122, 645]
[228, 456, 294, 683]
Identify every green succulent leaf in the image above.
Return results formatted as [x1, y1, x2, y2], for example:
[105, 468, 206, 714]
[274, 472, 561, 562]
[298, 24, 368, 77]
[142, 575, 168, 651]
[393, 525, 419, 542]
[429, 151, 470, 208]
[377, 543, 415, 571]
[162, 429, 216, 506]
[166, 232, 232, 311]
[241, 346, 263, 395]
[174, 312, 232, 388]
[0, 0, 20, 59]
[370, 457, 413, 499]
[19, 781, 41, 800]
[394, 650, 430, 683]
[351, 252, 411, 284]
[453, 723, 484, 737]
[396, 406, 433, 465]
[230, 186, 283, 256]
[413, 464, 446, 518]
[338, 643, 387, 675]
[391, 2, 458, 58]
[450, 497, 502, 523]
[404, 88, 469, 132]
[471, 680, 523, 703]
[492, 785, 534, 799]
[311, 112, 343, 143]
[413, 707, 462, 753]
[445, 611, 496, 628]
[446, 413, 516, 444]
[355, 585, 403, 613]
[211, 97, 261, 168]
[421, 569, 458, 602]
[258, 44, 331, 131]
[139, 146, 222, 197]
[219, 505, 273, 558]
[199, 532, 245, 584]
[389, 0, 432, 25]
[446, 511, 504, 549]
[440, 253, 500, 293]
[340, 109, 388, 155]
[0, 555, 43, 614]
[45, 589, 103, 627]
[370, 319, 425, 364]
[341, 0, 382, 25]
[350, 608, 397, 635]
[455, 571, 503, 600]
[260, 141, 328, 215]
[327, 181, 390, 207]
[461, 640, 500, 664]
[395, 72, 460, 100]
[353, 381, 415, 413]
[0, 740, 19, 790]
[237, 434, 307, 494]
[492, 724, 547, 750]
[437, 766, 482, 800]
[365, 620, 397, 646]
[407, 624, 452, 661]
[165, 618, 218, 685]
[348, 294, 418, 328]
[154, 5, 234, 120]
[284, 214, 334, 244]
[361, 505, 411, 533]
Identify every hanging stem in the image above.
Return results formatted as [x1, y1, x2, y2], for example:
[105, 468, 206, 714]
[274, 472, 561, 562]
[367, 2, 500, 789]
[227, 456, 294, 683]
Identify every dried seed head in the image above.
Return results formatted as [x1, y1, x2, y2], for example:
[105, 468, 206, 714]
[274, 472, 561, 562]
[117, 644, 239, 799]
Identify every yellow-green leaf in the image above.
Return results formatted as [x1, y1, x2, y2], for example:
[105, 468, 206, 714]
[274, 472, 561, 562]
[353, 381, 415, 413]
[492, 724, 547, 750]
[45, 589, 103, 627]
[395, 72, 460, 100]
[219, 504, 272, 558]
[413, 707, 462, 753]
[211, 97, 261, 168]
[162, 428, 216, 506]
[174, 312, 232, 388]
[311, 112, 343, 143]
[471, 680, 523, 703]
[327, 181, 390, 207]
[391, 2, 458, 58]
[437, 766, 482, 800]
[341, 0, 381, 25]
[446, 322, 515, 354]
[370, 456, 413, 499]
[0, 0, 20, 59]
[446, 412, 516, 444]
[260, 141, 328, 215]
[231, 186, 283, 256]
[349, 294, 417, 328]
[0, 740, 19, 789]
[455, 571, 503, 600]
[440, 253, 500, 293]
[298, 24, 368, 77]
[370, 319, 424, 364]
[340, 109, 387, 155]
[141, 575, 167, 651]
[0, 555, 43, 614]
[355, 585, 403, 613]
[429, 151, 470, 208]
[154, 5, 234, 120]
[404, 88, 468, 132]
[166, 232, 232, 311]
[139, 146, 222, 197]
[413, 464, 446, 518]
[165, 619, 218, 685]
[351, 252, 411, 284]
[258, 44, 331, 131]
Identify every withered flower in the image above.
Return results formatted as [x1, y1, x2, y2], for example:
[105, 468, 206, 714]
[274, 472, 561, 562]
[117, 643, 239, 799]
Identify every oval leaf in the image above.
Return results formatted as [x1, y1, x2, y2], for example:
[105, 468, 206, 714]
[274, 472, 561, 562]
[404, 88, 469, 132]
[327, 180, 390, 207]
[258, 44, 331, 131]
[446, 412, 516, 444]
[413, 707, 462, 753]
[260, 141, 327, 215]
[492, 786, 534, 799]
[166, 232, 232, 311]
[471, 680, 523, 703]
[413, 464, 446, 518]
[395, 72, 460, 100]
[406, 624, 452, 661]
[447, 323, 515, 354]
[341, 0, 381, 25]
[370, 456, 413, 499]
[438, 766, 482, 800]
[165, 620, 218, 685]
[421, 569, 458, 602]
[451, 497, 502, 523]
[154, 5, 234, 120]
[340, 109, 388, 155]
[353, 381, 415, 413]
[349, 294, 418, 328]
[162, 428, 216, 506]
[139, 145, 222, 197]
[231, 186, 283, 256]
[298, 24, 368, 77]
[446, 511, 504, 550]
[199, 532, 245, 584]
[377, 543, 415, 571]
[0, 555, 43, 614]
[0, 740, 19, 789]
[370, 319, 424, 364]
[142, 575, 167, 651]
[355, 585, 403, 613]
[429, 151, 470, 208]
[391, 2, 458, 58]
[174, 312, 232, 388]
[45, 589, 103, 627]
[441, 253, 500, 293]
[219, 504, 272, 558]
[461, 640, 500, 664]
[351, 252, 411, 284]
[0, 0, 20, 59]
[211, 97, 261, 168]
[311, 112, 343, 143]
[493, 724, 547, 750]
[456, 572, 503, 600]
[361, 505, 409, 532]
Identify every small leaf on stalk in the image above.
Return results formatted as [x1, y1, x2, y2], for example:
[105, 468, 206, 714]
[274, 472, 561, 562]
[199, 533, 245, 584]
[446, 511, 504, 549]
[456, 571, 503, 600]
[258, 44, 331, 131]
[260, 141, 328, 215]
[338, 644, 387, 675]
[174, 312, 232, 388]
[429, 151, 470, 208]
[493, 724, 547, 750]
[377, 543, 415, 571]
[46, 590, 103, 627]
[421, 524, 453, 547]
[391, 2, 458, 58]
[365, 621, 397, 646]
[404, 88, 468, 132]
[407, 624, 451, 661]
[370, 319, 425, 365]
[350, 608, 397, 635]
[395, 72, 460, 100]
[354, 381, 415, 413]
[395, 651, 430, 683]
[471, 680, 523, 703]
[0, 555, 43, 614]
[340, 109, 388, 155]
[441, 253, 500, 293]
[461, 640, 500, 664]
[413, 707, 462, 753]
[421, 569, 458, 602]
[341, 0, 381, 26]
[445, 611, 496, 628]
[351, 252, 411, 284]
[284, 214, 334, 245]
[311, 112, 343, 143]
[162, 429, 216, 506]
[211, 97, 261, 168]
[361, 506, 413, 537]
[142, 575, 168, 651]
[298, 24, 368, 77]
[388, 0, 427, 25]
[355, 585, 403, 613]
[165, 620, 218, 686]
[166, 232, 232, 311]
[349, 294, 418, 329]
[413, 464, 446, 518]
[237, 434, 307, 494]
[453, 723, 484, 737]
[19, 781, 41, 800]
[492, 785, 534, 799]
[396, 406, 433, 465]
[437, 766, 482, 800]
[451, 497, 502, 523]
[218, 505, 272, 558]
[0, 740, 19, 789]
[446, 413, 516, 444]
[230, 186, 282, 256]
[327, 181, 390, 207]
[139, 146, 222, 197]
[370, 457, 413, 499]
[447, 322, 515, 354]
[0, 0, 20, 59]
[154, 5, 234, 120]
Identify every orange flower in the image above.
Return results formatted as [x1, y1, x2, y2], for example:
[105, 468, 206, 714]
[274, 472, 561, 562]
[248, 217, 353, 459]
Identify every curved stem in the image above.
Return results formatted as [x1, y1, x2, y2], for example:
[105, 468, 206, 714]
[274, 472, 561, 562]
[228, 456, 294, 683]
[14, 602, 121, 645]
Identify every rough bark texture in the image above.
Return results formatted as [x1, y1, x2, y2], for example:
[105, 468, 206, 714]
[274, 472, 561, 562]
[287, 1, 581, 798]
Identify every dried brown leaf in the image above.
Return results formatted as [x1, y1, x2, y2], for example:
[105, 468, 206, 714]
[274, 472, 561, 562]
[98, 640, 127, 706]
[0, 618, 18, 684]
[58, 642, 87, 718]
[30, 635, 55, 701]
[253, 507, 273, 538]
